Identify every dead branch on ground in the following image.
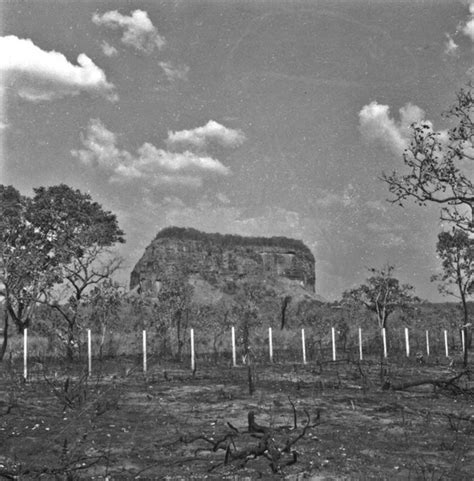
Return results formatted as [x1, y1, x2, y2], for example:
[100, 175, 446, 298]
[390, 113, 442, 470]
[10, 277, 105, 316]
[383, 370, 471, 394]
[177, 401, 321, 474]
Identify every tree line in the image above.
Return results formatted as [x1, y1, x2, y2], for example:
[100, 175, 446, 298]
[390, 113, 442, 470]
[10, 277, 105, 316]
[154, 226, 314, 257]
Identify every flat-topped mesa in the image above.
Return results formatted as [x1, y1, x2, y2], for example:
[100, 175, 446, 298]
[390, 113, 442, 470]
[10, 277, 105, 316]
[130, 227, 316, 293]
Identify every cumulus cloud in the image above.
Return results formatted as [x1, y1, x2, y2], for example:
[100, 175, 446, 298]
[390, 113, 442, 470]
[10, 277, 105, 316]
[92, 9, 165, 54]
[101, 41, 118, 57]
[137, 143, 230, 175]
[72, 119, 129, 168]
[359, 101, 426, 155]
[461, 3, 474, 42]
[72, 119, 231, 187]
[159, 61, 189, 81]
[167, 120, 246, 148]
[0, 36, 116, 102]
[444, 34, 459, 56]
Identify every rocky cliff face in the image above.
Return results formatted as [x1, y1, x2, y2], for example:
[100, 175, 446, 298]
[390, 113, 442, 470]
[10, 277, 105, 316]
[130, 227, 315, 295]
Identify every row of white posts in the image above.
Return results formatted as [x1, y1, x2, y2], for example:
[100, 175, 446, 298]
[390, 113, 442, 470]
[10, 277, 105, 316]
[20, 326, 468, 379]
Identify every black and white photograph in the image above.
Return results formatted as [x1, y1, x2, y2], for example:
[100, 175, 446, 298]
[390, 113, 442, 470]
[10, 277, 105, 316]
[1, 0, 473, 479]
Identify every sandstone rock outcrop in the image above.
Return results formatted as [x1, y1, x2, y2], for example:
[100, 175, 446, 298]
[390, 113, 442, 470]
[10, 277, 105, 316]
[130, 227, 316, 296]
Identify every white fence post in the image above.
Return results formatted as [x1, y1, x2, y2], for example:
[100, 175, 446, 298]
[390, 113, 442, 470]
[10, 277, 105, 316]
[444, 329, 449, 357]
[231, 326, 237, 367]
[405, 327, 410, 357]
[358, 327, 363, 361]
[143, 330, 147, 374]
[87, 329, 92, 376]
[426, 330, 430, 356]
[23, 328, 28, 380]
[331, 327, 336, 361]
[301, 328, 307, 365]
[190, 328, 195, 371]
[382, 328, 388, 358]
[268, 327, 273, 363]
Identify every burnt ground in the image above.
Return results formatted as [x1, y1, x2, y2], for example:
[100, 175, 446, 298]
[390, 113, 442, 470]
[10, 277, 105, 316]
[0, 357, 473, 480]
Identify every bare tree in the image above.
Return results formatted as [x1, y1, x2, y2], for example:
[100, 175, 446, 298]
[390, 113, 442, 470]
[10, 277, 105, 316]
[46, 253, 123, 360]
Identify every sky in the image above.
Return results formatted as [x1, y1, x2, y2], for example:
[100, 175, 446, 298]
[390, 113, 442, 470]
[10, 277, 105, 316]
[1, 0, 473, 302]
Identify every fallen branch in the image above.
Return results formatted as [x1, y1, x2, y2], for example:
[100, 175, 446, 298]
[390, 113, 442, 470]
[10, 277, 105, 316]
[180, 432, 237, 454]
[384, 370, 470, 393]
[178, 404, 321, 475]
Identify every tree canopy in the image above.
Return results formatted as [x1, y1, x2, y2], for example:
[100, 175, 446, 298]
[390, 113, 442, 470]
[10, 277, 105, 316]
[342, 265, 418, 330]
[0, 184, 125, 360]
[382, 85, 474, 232]
[432, 229, 474, 366]
[432, 229, 474, 301]
[154, 226, 313, 258]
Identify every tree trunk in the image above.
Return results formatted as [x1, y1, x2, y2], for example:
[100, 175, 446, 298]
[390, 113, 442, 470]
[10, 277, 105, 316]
[280, 296, 291, 330]
[176, 311, 182, 361]
[99, 323, 106, 360]
[460, 288, 469, 368]
[0, 307, 9, 362]
[66, 322, 75, 361]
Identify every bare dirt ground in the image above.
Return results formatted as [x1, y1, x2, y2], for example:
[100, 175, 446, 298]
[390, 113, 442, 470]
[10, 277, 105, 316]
[1, 356, 473, 480]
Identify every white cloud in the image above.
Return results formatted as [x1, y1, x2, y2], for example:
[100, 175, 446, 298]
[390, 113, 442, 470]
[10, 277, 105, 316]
[359, 101, 426, 155]
[444, 34, 459, 56]
[167, 120, 246, 148]
[72, 119, 230, 187]
[159, 61, 189, 81]
[72, 119, 130, 168]
[461, 3, 474, 42]
[137, 143, 230, 175]
[101, 41, 118, 57]
[0, 36, 116, 102]
[92, 9, 165, 54]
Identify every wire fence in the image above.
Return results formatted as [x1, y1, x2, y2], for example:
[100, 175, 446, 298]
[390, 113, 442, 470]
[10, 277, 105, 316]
[3, 324, 471, 380]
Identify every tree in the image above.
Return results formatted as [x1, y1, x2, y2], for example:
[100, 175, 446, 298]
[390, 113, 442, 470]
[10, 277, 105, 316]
[83, 280, 124, 359]
[37, 185, 125, 359]
[0, 186, 62, 360]
[382, 85, 474, 232]
[0, 184, 125, 361]
[230, 280, 269, 364]
[46, 254, 123, 360]
[431, 229, 474, 366]
[190, 301, 233, 363]
[342, 265, 418, 331]
[155, 274, 194, 361]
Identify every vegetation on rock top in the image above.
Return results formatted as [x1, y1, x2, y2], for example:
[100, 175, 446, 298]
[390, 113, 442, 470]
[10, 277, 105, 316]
[153, 226, 314, 258]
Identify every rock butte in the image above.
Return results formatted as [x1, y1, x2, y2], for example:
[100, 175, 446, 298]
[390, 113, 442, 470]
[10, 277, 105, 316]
[130, 227, 316, 297]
